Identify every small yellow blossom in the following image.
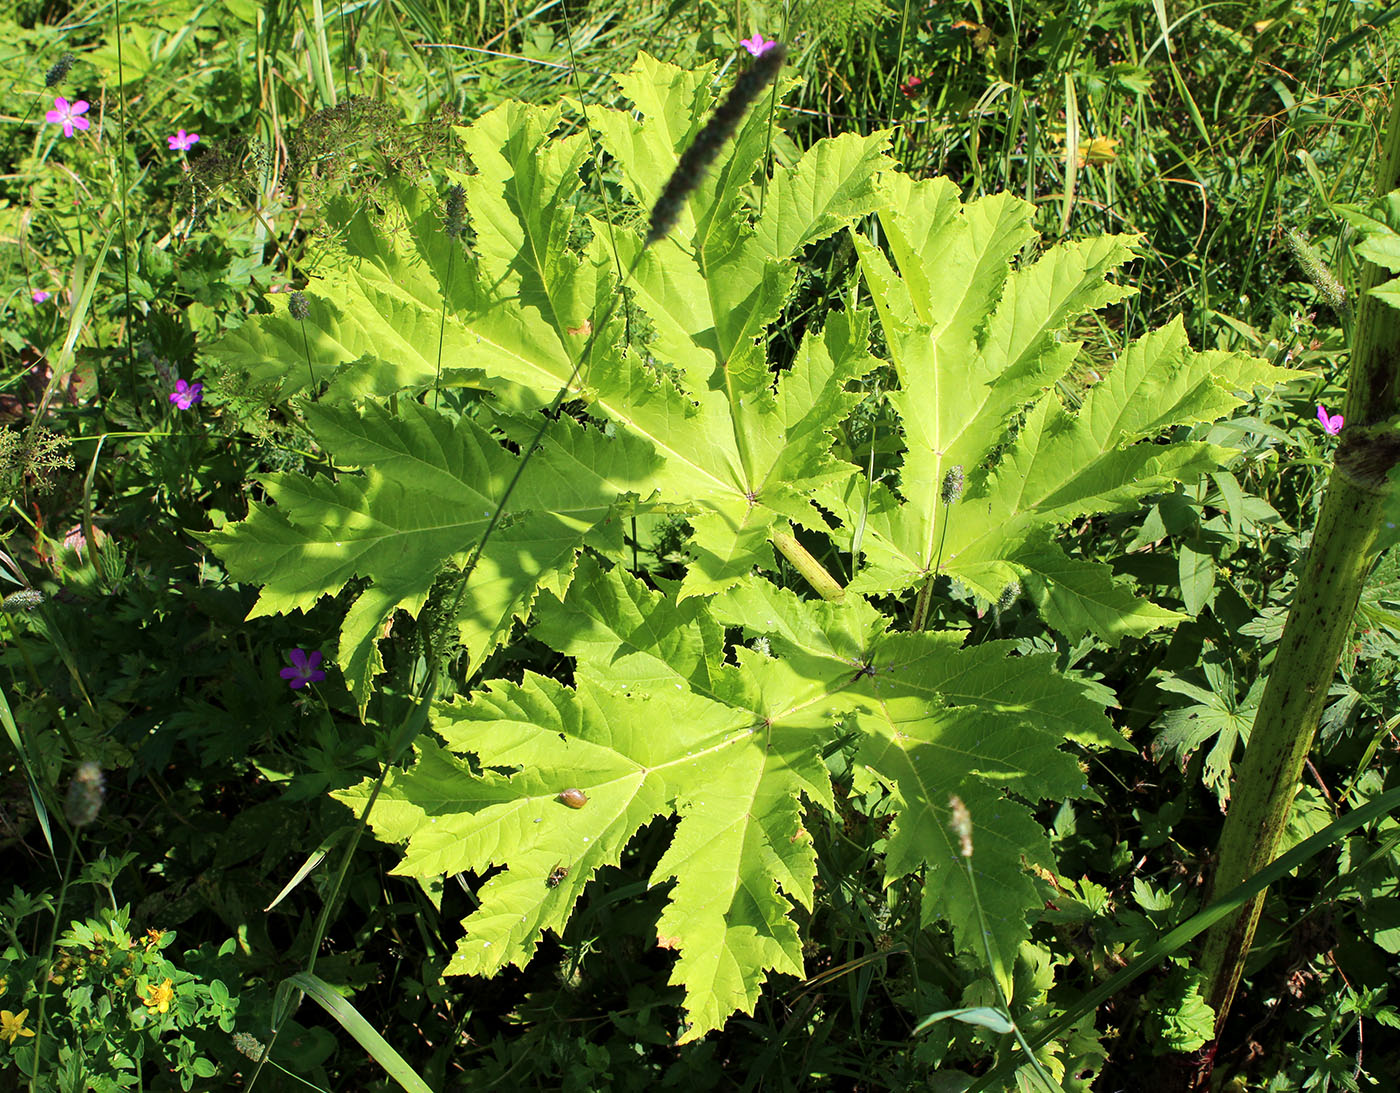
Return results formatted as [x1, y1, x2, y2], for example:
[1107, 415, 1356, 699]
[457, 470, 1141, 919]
[143, 928, 165, 952]
[0, 1009, 36, 1045]
[1076, 136, 1121, 167]
[142, 978, 175, 1015]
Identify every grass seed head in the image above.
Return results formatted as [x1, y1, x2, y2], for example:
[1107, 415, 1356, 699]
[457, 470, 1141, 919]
[948, 795, 973, 857]
[941, 466, 965, 505]
[444, 183, 467, 239]
[1284, 229, 1347, 314]
[2, 589, 44, 612]
[647, 43, 787, 247]
[45, 53, 75, 88]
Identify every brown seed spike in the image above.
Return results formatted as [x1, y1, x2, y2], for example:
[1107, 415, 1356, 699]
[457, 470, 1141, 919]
[558, 788, 588, 809]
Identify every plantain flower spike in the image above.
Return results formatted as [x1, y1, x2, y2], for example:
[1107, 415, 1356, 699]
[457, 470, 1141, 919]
[646, 42, 787, 248]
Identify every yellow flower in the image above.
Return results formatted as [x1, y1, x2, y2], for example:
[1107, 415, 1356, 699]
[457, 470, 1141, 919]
[0, 1009, 35, 1045]
[143, 928, 165, 952]
[142, 978, 175, 1015]
[1076, 136, 1121, 167]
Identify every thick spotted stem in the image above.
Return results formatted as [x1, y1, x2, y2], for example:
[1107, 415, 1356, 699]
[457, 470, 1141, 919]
[1197, 89, 1400, 1053]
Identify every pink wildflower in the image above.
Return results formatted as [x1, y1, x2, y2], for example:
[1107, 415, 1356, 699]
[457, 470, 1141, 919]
[169, 379, 203, 410]
[1317, 404, 1343, 436]
[280, 649, 326, 690]
[167, 129, 199, 152]
[45, 97, 90, 138]
[739, 33, 777, 57]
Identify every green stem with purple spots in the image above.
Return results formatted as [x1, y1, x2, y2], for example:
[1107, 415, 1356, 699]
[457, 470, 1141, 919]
[1198, 89, 1400, 1042]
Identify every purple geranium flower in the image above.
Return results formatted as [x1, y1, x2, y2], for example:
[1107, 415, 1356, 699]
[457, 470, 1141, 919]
[168, 129, 199, 152]
[1317, 403, 1343, 436]
[169, 379, 203, 410]
[31, 290, 51, 303]
[739, 33, 777, 57]
[45, 96, 90, 138]
[280, 648, 326, 690]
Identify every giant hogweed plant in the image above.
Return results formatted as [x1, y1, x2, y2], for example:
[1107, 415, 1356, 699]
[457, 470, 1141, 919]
[202, 54, 1303, 1041]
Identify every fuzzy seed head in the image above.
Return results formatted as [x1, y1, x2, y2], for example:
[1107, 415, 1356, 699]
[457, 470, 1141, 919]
[232, 1032, 266, 1060]
[64, 761, 105, 828]
[45, 53, 75, 88]
[1284, 229, 1347, 314]
[2, 589, 44, 612]
[948, 795, 973, 858]
[288, 291, 310, 320]
[996, 580, 1021, 612]
[647, 42, 787, 247]
[444, 183, 466, 239]
[940, 466, 964, 505]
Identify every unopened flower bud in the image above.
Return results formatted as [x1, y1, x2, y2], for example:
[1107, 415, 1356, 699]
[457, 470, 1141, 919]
[288, 291, 310, 320]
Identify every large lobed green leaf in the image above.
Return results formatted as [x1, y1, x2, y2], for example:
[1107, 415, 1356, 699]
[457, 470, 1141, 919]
[207, 53, 893, 695]
[832, 179, 1305, 642]
[335, 559, 1121, 1038]
[204, 52, 1310, 1043]
[202, 400, 655, 709]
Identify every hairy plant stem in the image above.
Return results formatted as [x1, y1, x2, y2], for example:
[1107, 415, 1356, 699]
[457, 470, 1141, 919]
[772, 529, 843, 601]
[113, 0, 137, 411]
[432, 246, 453, 408]
[1195, 88, 1400, 1075]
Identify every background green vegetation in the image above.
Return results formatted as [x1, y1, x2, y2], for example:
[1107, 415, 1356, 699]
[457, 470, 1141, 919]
[1, 0, 1397, 1089]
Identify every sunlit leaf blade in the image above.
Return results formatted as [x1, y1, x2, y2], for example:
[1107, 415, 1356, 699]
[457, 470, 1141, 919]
[840, 188, 1305, 643]
[203, 402, 652, 709]
[336, 560, 833, 1041]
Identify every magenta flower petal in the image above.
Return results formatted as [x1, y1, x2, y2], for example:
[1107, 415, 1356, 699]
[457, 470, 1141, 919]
[45, 96, 91, 138]
[168, 378, 204, 410]
[1316, 403, 1343, 436]
[280, 648, 327, 689]
[739, 33, 777, 57]
[167, 129, 200, 152]
[31, 290, 51, 303]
